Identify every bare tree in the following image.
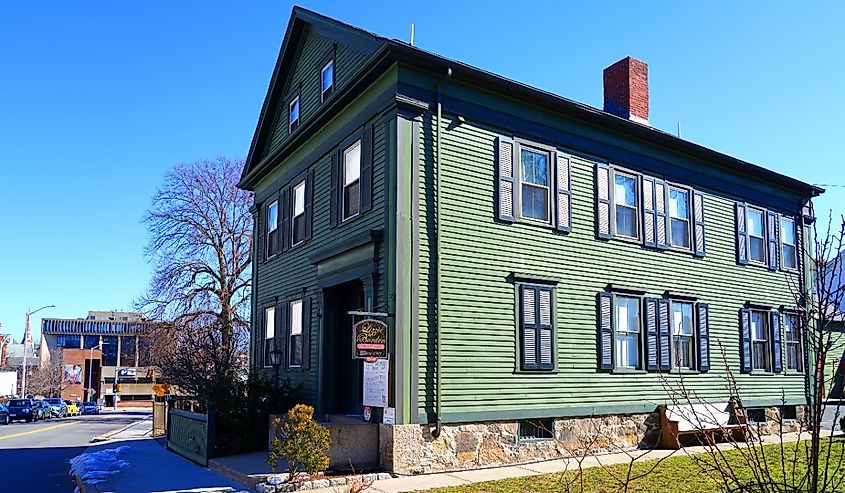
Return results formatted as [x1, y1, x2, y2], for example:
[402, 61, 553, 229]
[26, 351, 66, 397]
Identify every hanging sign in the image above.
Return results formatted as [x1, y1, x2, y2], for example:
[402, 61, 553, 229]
[353, 318, 388, 360]
[362, 357, 389, 408]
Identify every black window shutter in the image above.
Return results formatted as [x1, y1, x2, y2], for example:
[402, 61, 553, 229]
[644, 297, 660, 371]
[736, 202, 749, 265]
[275, 192, 283, 255]
[329, 153, 339, 228]
[538, 288, 554, 370]
[520, 285, 538, 370]
[654, 179, 669, 250]
[642, 176, 657, 248]
[597, 292, 614, 370]
[497, 136, 516, 222]
[696, 303, 710, 372]
[740, 308, 752, 373]
[283, 300, 292, 369]
[771, 311, 782, 373]
[596, 164, 612, 239]
[554, 152, 572, 232]
[693, 190, 706, 257]
[304, 169, 314, 241]
[767, 211, 780, 271]
[280, 188, 291, 252]
[360, 124, 374, 214]
[658, 299, 671, 370]
[301, 296, 311, 370]
[276, 302, 287, 368]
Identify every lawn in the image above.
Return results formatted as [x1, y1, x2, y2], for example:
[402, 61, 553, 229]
[422, 440, 845, 493]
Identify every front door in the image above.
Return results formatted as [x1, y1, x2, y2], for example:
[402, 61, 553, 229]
[322, 281, 365, 415]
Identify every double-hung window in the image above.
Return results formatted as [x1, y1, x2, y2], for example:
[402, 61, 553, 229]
[289, 299, 303, 368]
[263, 307, 275, 368]
[668, 187, 691, 249]
[320, 59, 334, 101]
[343, 140, 361, 221]
[781, 218, 798, 269]
[746, 208, 766, 264]
[266, 201, 278, 258]
[291, 180, 306, 246]
[785, 314, 802, 372]
[289, 96, 300, 133]
[613, 172, 639, 238]
[671, 301, 695, 369]
[614, 296, 641, 369]
[750, 310, 770, 371]
[519, 147, 551, 222]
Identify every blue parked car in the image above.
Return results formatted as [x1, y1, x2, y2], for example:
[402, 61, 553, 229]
[7, 398, 38, 422]
[0, 403, 9, 425]
[80, 401, 100, 415]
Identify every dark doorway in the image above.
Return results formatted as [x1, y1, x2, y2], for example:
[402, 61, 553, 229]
[83, 358, 101, 402]
[321, 280, 365, 415]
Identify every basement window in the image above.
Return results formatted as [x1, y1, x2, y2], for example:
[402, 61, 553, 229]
[781, 405, 798, 421]
[518, 418, 554, 442]
[746, 408, 767, 423]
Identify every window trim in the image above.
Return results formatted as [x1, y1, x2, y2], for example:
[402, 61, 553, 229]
[288, 299, 303, 369]
[288, 95, 300, 133]
[780, 217, 799, 271]
[341, 139, 362, 222]
[320, 58, 334, 102]
[291, 179, 306, 247]
[746, 206, 768, 266]
[266, 200, 278, 260]
[514, 281, 557, 373]
[613, 294, 643, 370]
[263, 306, 276, 369]
[610, 168, 642, 242]
[515, 141, 553, 225]
[667, 184, 693, 251]
[784, 312, 803, 373]
[749, 309, 772, 373]
[669, 300, 696, 371]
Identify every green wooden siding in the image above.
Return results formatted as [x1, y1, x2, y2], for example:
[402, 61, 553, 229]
[417, 110, 808, 422]
[266, 26, 371, 156]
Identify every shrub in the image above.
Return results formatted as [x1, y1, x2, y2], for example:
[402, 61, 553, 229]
[267, 404, 331, 481]
[840, 415, 845, 433]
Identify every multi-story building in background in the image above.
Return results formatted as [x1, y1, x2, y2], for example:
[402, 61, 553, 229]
[39, 310, 156, 407]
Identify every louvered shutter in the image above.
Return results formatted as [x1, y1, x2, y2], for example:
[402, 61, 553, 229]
[645, 298, 660, 371]
[740, 309, 752, 373]
[304, 169, 314, 241]
[521, 285, 538, 370]
[329, 153, 340, 228]
[693, 191, 706, 257]
[301, 297, 311, 370]
[658, 299, 671, 370]
[497, 136, 516, 222]
[596, 164, 612, 239]
[597, 292, 614, 370]
[360, 124, 374, 214]
[276, 301, 287, 368]
[767, 211, 780, 271]
[736, 203, 749, 265]
[696, 303, 710, 372]
[771, 311, 782, 373]
[280, 187, 291, 252]
[642, 177, 657, 248]
[554, 152, 572, 232]
[654, 179, 669, 250]
[538, 288, 554, 369]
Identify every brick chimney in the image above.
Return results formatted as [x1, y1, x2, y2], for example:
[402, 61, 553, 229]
[603, 57, 649, 125]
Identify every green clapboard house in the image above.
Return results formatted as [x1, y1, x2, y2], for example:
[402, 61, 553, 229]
[238, 7, 823, 473]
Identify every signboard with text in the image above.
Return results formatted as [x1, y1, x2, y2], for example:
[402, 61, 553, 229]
[353, 319, 388, 360]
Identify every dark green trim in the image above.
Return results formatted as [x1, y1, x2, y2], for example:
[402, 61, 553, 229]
[508, 273, 559, 285]
[316, 264, 375, 288]
[606, 284, 647, 296]
[308, 229, 383, 264]
[665, 290, 699, 301]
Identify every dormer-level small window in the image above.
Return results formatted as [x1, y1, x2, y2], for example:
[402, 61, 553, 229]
[321, 60, 334, 102]
[289, 96, 300, 133]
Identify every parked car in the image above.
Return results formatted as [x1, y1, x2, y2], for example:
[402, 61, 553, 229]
[64, 400, 79, 416]
[32, 400, 52, 420]
[44, 398, 67, 418]
[80, 401, 100, 415]
[7, 398, 38, 422]
[0, 404, 9, 425]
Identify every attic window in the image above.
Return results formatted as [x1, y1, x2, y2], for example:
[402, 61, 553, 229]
[321, 59, 334, 102]
[289, 96, 300, 133]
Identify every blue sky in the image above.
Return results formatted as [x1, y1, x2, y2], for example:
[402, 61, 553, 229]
[1, 2, 842, 342]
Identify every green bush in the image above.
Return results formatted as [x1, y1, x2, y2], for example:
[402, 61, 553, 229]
[839, 415, 845, 433]
[267, 403, 331, 481]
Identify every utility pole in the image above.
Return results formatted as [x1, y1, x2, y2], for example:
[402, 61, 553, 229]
[21, 304, 54, 397]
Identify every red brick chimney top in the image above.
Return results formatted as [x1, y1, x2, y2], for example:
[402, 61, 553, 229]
[603, 57, 649, 125]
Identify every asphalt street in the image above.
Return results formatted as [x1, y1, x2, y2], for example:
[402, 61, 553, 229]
[0, 410, 150, 491]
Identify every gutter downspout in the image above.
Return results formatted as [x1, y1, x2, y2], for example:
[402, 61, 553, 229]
[433, 67, 452, 438]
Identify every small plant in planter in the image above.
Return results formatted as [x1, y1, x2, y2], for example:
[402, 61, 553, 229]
[267, 403, 331, 481]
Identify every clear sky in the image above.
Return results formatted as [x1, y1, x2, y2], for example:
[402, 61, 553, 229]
[1, 1, 842, 342]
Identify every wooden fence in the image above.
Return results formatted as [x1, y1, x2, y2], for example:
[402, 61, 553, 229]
[166, 405, 216, 466]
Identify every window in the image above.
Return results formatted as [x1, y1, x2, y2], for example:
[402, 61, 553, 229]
[263, 307, 275, 368]
[102, 336, 118, 367]
[518, 418, 554, 441]
[519, 284, 555, 371]
[288, 96, 300, 133]
[291, 180, 306, 246]
[785, 314, 802, 372]
[750, 310, 770, 371]
[614, 172, 639, 238]
[519, 147, 550, 222]
[320, 59, 334, 101]
[138, 337, 151, 367]
[671, 301, 695, 369]
[342, 140, 361, 221]
[120, 336, 137, 367]
[266, 201, 278, 257]
[289, 299, 303, 367]
[746, 408, 767, 423]
[83, 335, 100, 350]
[747, 208, 766, 263]
[781, 218, 798, 270]
[668, 187, 691, 249]
[614, 296, 641, 369]
[56, 334, 81, 349]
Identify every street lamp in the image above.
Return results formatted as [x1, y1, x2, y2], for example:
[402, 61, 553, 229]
[21, 304, 55, 397]
[87, 341, 104, 403]
[269, 347, 283, 390]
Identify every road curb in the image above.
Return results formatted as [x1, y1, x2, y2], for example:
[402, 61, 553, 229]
[90, 416, 151, 443]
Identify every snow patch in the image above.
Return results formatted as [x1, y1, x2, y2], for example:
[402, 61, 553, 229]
[69, 445, 132, 485]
